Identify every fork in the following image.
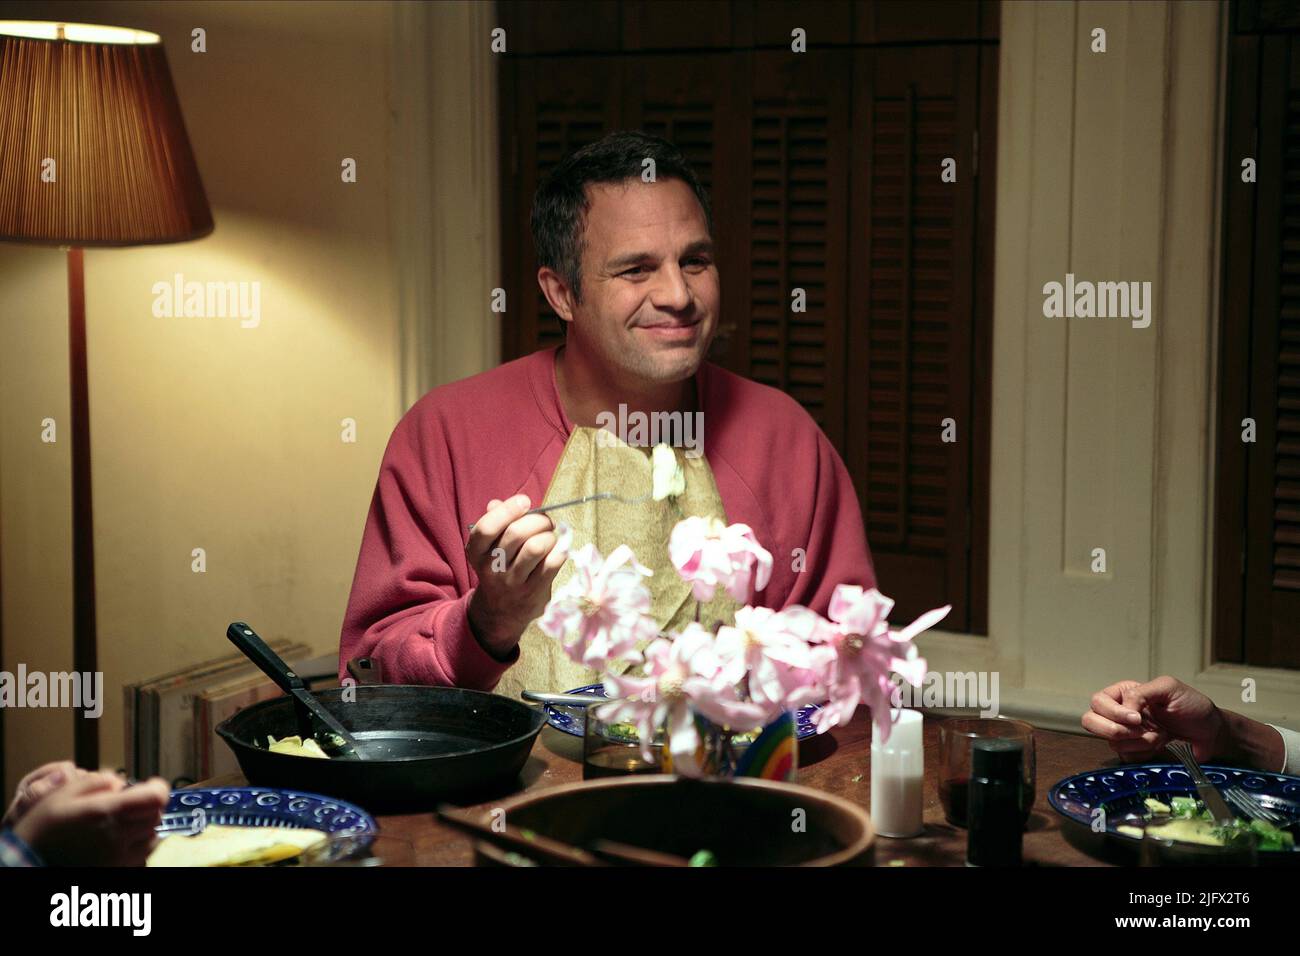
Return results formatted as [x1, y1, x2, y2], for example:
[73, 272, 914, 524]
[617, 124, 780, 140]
[1223, 785, 1290, 826]
[1166, 740, 1288, 825]
[155, 808, 207, 835]
[465, 492, 650, 533]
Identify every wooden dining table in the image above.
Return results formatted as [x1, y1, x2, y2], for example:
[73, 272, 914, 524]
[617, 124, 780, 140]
[196, 708, 1123, 866]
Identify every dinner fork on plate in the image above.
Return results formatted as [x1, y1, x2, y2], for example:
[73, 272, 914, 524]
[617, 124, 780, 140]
[1167, 739, 1291, 826]
[1167, 740, 1291, 826]
[155, 808, 208, 835]
[1224, 786, 1290, 826]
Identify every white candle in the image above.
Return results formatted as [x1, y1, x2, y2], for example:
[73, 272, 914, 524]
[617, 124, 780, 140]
[871, 708, 924, 838]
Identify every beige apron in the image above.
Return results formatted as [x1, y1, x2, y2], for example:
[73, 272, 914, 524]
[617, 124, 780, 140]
[492, 427, 741, 701]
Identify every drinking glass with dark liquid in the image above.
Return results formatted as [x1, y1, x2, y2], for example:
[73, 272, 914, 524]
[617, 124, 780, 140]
[583, 710, 663, 779]
[938, 717, 1036, 827]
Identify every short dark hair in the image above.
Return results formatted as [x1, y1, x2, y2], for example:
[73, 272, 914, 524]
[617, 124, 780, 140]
[530, 129, 713, 308]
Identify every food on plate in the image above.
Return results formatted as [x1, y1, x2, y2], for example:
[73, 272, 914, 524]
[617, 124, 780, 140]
[266, 734, 330, 758]
[651, 443, 685, 501]
[147, 823, 329, 866]
[605, 722, 642, 742]
[1148, 816, 1293, 850]
[1115, 793, 1296, 851]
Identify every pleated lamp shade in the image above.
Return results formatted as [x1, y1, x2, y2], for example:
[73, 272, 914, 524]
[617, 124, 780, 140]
[0, 20, 212, 246]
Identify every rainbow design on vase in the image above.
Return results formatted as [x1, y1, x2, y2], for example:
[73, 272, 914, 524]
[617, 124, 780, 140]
[734, 710, 798, 781]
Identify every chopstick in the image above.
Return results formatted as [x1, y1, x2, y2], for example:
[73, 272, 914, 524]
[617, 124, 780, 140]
[436, 808, 690, 867]
[588, 839, 690, 867]
[435, 807, 605, 867]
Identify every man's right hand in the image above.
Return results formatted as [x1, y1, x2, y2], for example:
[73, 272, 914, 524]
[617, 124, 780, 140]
[465, 494, 569, 659]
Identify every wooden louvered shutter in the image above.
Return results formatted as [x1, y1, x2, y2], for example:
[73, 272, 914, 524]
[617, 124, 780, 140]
[624, 58, 720, 198]
[1239, 32, 1300, 669]
[846, 46, 981, 628]
[1212, 31, 1256, 664]
[504, 57, 621, 360]
[622, 55, 746, 372]
[1215, 24, 1300, 670]
[732, 50, 850, 451]
[497, 11, 996, 637]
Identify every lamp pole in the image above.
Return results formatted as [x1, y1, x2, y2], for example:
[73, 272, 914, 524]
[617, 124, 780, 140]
[67, 246, 98, 768]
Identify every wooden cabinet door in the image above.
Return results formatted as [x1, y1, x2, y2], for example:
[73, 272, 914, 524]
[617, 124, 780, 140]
[736, 48, 853, 451]
[1241, 33, 1300, 668]
[1216, 29, 1300, 670]
[501, 56, 622, 359]
[846, 45, 983, 628]
[622, 54, 747, 372]
[499, 33, 994, 634]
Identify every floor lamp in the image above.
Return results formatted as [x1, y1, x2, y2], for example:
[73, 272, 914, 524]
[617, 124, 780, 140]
[0, 20, 212, 768]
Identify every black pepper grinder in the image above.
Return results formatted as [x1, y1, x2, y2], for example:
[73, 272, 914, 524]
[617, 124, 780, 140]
[966, 738, 1025, 866]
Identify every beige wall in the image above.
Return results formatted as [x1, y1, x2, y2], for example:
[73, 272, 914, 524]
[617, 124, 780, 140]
[0, 0, 501, 795]
[0, 0, 403, 794]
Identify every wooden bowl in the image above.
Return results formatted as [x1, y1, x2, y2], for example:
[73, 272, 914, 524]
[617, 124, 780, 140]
[475, 774, 874, 866]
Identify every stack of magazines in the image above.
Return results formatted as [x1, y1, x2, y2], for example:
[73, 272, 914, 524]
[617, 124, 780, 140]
[123, 642, 338, 787]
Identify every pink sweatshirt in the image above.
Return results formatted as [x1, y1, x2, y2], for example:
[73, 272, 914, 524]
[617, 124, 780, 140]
[337, 347, 876, 689]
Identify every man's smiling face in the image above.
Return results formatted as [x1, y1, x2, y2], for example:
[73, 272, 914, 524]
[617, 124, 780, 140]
[568, 177, 719, 387]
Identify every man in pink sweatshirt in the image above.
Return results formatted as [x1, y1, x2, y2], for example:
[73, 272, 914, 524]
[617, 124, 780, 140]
[338, 130, 876, 692]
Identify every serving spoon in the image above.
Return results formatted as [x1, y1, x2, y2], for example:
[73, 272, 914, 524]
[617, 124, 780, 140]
[521, 689, 606, 707]
[226, 621, 364, 759]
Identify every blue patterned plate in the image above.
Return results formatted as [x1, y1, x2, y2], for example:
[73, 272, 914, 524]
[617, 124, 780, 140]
[162, 787, 378, 842]
[1048, 763, 1300, 853]
[544, 683, 822, 740]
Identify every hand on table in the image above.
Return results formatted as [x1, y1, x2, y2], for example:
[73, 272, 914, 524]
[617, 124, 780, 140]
[465, 494, 570, 659]
[10, 770, 169, 867]
[1082, 676, 1225, 764]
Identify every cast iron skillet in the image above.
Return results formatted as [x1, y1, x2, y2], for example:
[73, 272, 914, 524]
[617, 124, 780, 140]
[216, 645, 546, 813]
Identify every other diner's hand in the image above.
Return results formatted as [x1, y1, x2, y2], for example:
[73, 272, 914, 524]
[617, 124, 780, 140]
[465, 494, 569, 659]
[11, 771, 169, 866]
[3, 760, 84, 828]
[1081, 676, 1225, 764]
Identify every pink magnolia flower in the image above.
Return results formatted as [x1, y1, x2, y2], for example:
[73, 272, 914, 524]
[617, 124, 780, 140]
[807, 584, 950, 744]
[537, 540, 657, 671]
[714, 605, 824, 723]
[596, 623, 768, 774]
[668, 516, 773, 603]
